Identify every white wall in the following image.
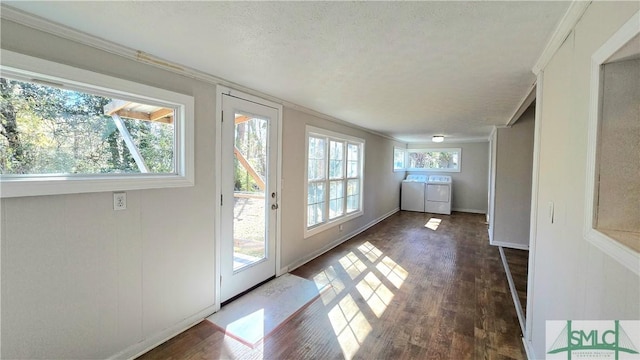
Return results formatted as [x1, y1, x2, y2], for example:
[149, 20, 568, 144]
[0, 18, 405, 359]
[492, 105, 535, 249]
[527, 2, 640, 358]
[408, 141, 489, 213]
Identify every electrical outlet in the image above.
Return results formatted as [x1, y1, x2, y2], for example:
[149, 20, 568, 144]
[339, 224, 343, 232]
[113, 192, 127, 211]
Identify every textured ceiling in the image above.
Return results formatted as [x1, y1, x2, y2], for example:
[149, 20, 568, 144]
[4, 1, 570, 143]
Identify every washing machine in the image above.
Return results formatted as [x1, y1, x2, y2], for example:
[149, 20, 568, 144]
[401, 175, 427, 212]
[425, 175, 452, 215]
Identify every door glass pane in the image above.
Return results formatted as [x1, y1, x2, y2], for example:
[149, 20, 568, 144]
[233, 113, 268, 271]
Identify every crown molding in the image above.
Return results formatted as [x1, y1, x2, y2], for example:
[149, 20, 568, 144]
[532, 1, 592, 75]
[0, 4, 402, 144]
[505, 82, 536, 127]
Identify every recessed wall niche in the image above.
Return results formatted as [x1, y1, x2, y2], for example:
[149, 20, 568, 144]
[596, 56, 639, 252]
[584, 11, 639, 275]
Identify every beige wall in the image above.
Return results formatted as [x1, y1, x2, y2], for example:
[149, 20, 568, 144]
[408, 141, 489, 213]
[528, 2, 640, 358]
[493, 105, 535, 249]
[0, 19, 404, 358]
[281, 108, 405, 269]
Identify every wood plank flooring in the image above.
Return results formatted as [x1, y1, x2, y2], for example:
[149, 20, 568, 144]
[502, 248, 529, 317]
[138, 211, 525, 360]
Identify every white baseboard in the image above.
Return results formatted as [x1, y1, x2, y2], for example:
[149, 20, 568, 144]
[108, 304, 217, 360]
[288, 207, 399, 271]
[452, 208, 486, 214]
[491, 240, 529, 251]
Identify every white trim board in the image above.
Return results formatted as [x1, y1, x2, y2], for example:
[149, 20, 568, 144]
[491, 241, 529, 251]
[525, 71, 544, 343]
[498, 246, 526, 335]
[288, 208, 400, 272]
[452, 208, 486, 214]
[532, 1, 592, 75]
[506, 83, 536, 127]
[0, 4, 401, 144]
[522, 337, 536, 360]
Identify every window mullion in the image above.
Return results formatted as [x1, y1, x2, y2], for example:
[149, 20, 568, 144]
[324, 136, 330, 224]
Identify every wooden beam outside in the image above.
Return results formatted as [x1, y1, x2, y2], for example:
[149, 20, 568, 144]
[150, 108, 174, 121]
[113, 110, 173, 124]
[235, 115, 251, 124]
[103, 100, 131, 116]
[234, 146, 265, 191]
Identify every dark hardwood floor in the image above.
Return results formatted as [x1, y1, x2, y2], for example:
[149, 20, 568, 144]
[502, 248, 529, 317]
[138, 211, 526, 360]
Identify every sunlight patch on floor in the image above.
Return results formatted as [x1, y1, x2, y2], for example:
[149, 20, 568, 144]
[328, 294, 372, 360]
[376, 256, 408, 289]
[357, 241, 383, 262]
[339, 251, 368, 280]
[313, 265, 346, 305]
[425, 217, 442, 230]
[356, 272, 394, 318]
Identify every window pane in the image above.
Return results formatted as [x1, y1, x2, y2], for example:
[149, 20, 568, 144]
[307, 182, 325, 227]
[329, 140, 344, 179]
[329, 180, 344, 219]
[394, 148, 406, 170]
[407, 149, 460, 171]
[347, 143, 359, 177]
[347, 179, 360, 213]
[308, 137, 325, 180]
[0, 77, 175, 175]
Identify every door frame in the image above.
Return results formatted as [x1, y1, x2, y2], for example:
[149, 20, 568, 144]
[214, 86, 284, 311]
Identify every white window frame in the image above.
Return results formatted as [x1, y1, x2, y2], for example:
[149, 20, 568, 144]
[0, 50, 194, 198]
[406, 147, 461, 172]
[583, 11, 639, 275]
[304, 126, 364, 238]
[393, 146, 407, 171]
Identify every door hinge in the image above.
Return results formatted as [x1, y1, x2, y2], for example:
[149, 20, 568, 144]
[221, 110, 224, 122]
[220, 275, 223, 286]
[221, 194, 223, 206]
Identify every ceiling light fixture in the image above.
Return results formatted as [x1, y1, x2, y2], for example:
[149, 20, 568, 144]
[432, 135, 444, 143]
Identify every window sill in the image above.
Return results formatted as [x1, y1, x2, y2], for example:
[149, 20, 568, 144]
[406, 168, 460, 173]
[584, 228, 639, 275]
[0, 174, 194, 198]
[304, 210, 363, 239]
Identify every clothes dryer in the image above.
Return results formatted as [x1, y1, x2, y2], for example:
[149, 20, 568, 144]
[425, 175, 452, 215]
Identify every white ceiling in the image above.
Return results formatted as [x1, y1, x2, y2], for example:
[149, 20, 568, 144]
[4, 1, 570, 143]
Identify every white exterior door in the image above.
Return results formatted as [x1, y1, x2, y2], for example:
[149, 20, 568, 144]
[220, 93, 279, 302]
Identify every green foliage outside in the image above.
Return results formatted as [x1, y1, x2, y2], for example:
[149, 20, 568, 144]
[0, 77, 174, 175]
[409, 150, 457, 169]
[234, 118, 267, 193]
